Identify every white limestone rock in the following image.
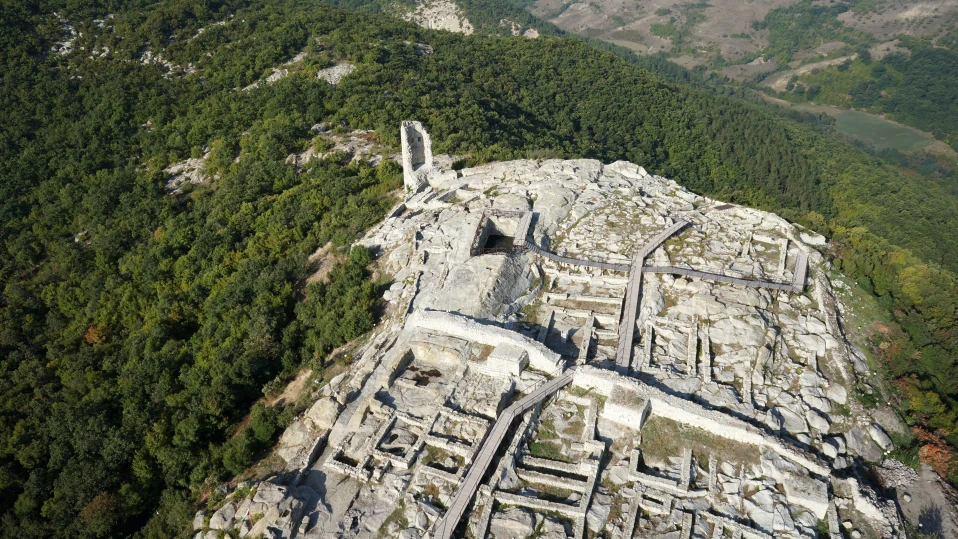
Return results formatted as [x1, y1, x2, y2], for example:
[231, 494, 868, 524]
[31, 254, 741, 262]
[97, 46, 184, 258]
[822, 441, 839, 459]
[192, 509, 207, 530]
[209, 502, 236, 531]
[772, 405, 808, 435]
[773, 502, 796, 531]
[869, 423, 894, 451]
[305, 397, 341, 431]
[489, 507, 538, 539]
[847, 428, 884, 462]
[586, 493, 612, 531]
[806, 409, 830, 433]
[744, 489, 776, 532]
[539, 516, 570, 538]
[316, 63, 355, 85]
[607, 460, 631, 486]
[253, 482, 287, 504]
[825, 384, 848, 405]
[783, 473, 829, 518]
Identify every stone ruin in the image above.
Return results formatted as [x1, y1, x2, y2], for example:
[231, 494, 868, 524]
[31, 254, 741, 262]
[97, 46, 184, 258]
[401, 120, 433, 193]
[191, 123, 926, 539]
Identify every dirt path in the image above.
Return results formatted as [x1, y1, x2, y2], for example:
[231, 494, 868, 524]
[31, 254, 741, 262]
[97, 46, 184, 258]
[761, 54, 857, 91]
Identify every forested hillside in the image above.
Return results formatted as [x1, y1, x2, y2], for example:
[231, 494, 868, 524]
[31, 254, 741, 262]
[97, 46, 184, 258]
[1, 0, 957, 537]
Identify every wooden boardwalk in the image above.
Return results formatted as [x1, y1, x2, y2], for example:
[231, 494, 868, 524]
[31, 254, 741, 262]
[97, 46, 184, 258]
[514, 211, 534, 248]
[430, 369, 576, 539]
[615, 221, 688, 372]
[524, 243, 631, 272]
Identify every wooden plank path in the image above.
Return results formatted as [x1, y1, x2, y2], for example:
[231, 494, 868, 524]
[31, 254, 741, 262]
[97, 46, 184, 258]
[524, 243, 631, 272]
[430, 368, 577, 539]
[644, 250, 808, 293]
[514, 211, 534, 248]
[615, 220, 688, 372]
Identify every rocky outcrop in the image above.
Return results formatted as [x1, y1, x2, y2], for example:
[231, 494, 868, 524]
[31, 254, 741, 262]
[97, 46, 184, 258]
[403, 0, 474, 35]
[207, 124, 908, 539]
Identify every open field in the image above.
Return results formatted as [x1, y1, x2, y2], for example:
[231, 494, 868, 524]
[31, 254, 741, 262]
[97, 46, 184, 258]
[758, 93, 950, 153]
[835, 110, 933, 151]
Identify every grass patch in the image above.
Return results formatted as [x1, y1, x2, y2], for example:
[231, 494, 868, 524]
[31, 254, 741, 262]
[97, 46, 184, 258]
[378, 502, 408, 537]
[521, 481, 575, 504]
[529, 440, 571, 462]
[421, 445, 450, 466]
[640, 415, 761, 468]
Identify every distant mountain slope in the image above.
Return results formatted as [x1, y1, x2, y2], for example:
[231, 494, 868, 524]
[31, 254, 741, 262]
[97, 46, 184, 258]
[524, 0, 958, 149]
[1, 1, 956, 537]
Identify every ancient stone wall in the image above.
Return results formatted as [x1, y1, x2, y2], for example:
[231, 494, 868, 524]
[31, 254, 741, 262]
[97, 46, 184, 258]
[400, 120, 433, 192]
[408, 310, 562, 372]
[572, 366, 829, 477]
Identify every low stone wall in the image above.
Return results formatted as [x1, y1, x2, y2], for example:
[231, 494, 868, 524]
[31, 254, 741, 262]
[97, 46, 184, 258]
[521, 455, 586, 476]
[493, 491, 583, 517]
[572, 366, 829, 478]
[409, 310, 562, 372]
[516, 468, 587, 492]
[602, 386, 651, 429]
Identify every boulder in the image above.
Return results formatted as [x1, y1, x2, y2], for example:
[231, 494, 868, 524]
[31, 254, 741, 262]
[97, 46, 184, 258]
[305, 397, 342, 431]
[498, 464, 520, 490]
[586, 493, 612, 532]
[772, 502, 796, 532]
[539, 516, 570, 538]
[826, 435, 846, 454]
[800, 232, 827, 247]
[253, 482, 287, 504]
[821, 441, 838, 459]
[868, 423, 894, 451]
[276, 419, 310, 463]
[744, 489, 775, 532]
[209, 502, 236, 531]
[847, 428, 883, 462]
[772, 405, 808, 434]
[825, 384, 847, 405]
[806, 409, 830, 433]
[490, 507, 538, 539]
[234, 497, 251, 522]
[192, 509, 207, 531]
[607, 461, 631, 486]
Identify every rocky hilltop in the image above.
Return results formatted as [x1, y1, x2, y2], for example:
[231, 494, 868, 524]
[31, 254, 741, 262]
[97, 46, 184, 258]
[189, 123, 939, 539]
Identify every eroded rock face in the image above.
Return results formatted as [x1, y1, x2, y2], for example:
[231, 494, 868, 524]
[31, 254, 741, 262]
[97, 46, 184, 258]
[403, 0, 474, 35]
[305, 397, 341, 431]
[203, 142, 913, 539]
[208, 502, 235, 530]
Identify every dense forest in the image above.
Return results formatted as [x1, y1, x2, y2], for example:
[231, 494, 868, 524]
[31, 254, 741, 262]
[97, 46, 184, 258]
[1, 0, 957, 537]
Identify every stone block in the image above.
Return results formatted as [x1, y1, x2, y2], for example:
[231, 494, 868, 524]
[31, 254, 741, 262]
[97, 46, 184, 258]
[783, 473, 828, 519]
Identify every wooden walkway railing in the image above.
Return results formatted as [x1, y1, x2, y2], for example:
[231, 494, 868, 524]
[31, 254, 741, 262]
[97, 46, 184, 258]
[430, 368, 576, 539]
[615, 221, 689, 372]
[523, 243, 631, 272]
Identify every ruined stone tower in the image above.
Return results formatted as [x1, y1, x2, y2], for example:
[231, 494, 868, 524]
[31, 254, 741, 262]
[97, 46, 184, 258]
[400, 121, 433, 192]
